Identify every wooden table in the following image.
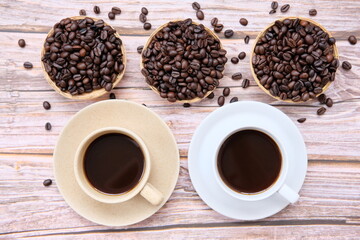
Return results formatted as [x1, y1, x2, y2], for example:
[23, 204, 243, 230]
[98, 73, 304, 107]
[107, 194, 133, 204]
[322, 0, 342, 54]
[1, 0, 359, 239]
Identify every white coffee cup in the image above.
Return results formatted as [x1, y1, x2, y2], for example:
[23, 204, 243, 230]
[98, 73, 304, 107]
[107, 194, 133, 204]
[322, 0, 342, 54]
[213, 127, 299, 203]
[74, 127, 163, 205]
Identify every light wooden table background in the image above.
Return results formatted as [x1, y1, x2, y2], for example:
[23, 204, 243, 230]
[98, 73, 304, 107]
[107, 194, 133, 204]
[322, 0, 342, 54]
[0, 0, 359, 239]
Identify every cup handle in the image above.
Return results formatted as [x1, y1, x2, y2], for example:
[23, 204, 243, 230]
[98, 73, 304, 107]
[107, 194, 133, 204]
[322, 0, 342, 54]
[140, 183, 163, 205]
[278, 184, 299, 203]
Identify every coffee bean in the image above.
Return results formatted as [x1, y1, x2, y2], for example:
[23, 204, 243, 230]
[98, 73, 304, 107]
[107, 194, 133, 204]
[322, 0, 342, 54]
[112, 7, 121, 15]
[18, 39, 26, 48]
[328, 37, 336, 45]
[141, 7, 148, 15]
[244, 35, 250, 44]
[109, 92, 116, 99]
[183, 103, 191, 108]
[239, 18, 248, 26]
[232, 72, 242, 80]
[231, 57, 239, 64]
[93, 6, 100, 14]
[224, 29, 234, 38]
[211, 17, 218, 27]
[207, 92, 215, 99]
[342, 61, 352, 70]
[45, 122, 52, 131]
[218, 96, 225, 106]
[269, 9, 276, 14]
[309, 9, 317, 16]
[325, 98, 333, 107]
[137, 45, 144, 54]
[230, 97, 238, 103]
[297, 118, 306, 123]
[139, 13, 147, 23]
[43, 101, 51, 110]
[242, 79, 250, 88]
[196, 10, 204, 20]
[43, 179, 52, 187]
[192, 2, 201, 11]
[79, 9, 86, 16]
[223, 87, 230, 96]
[214, 24, 224, 33]
[23, 61, 33, 69]
[143, 22, 152, 30]
[318, 94, 326, 104]
[348, 35, 357, 45]
[317, 107, 326, 115]
[238, 52, 246, 60]
[280, 4, 290, 13]
[108, 12, 115, 20]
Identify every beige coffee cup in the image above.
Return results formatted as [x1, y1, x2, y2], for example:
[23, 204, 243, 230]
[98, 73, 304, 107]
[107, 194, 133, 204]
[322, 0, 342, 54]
[74, 127, 163, 205]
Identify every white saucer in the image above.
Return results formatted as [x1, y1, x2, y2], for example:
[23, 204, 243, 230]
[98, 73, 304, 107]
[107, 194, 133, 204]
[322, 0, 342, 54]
[188, 101, 307, 220]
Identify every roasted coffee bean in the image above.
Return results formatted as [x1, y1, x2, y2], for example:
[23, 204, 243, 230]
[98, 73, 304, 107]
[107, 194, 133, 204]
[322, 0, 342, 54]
[43, 179, 52, 187]
[108, 12, 115, 20]
[342, 61, 352, 70]
[214, 24, 224, 33]
[218, 96, 225, 106]
[271, 1, 278, 9]
[43, 101, 51, 110]
[239, 18, 248, 26]
[109, 92, 116, 99]
[79, 9, 86, 16]
[223, 87, 230, 96]
[196, 10, 204, 20]
[325, 98, 333, 107]
[143, 22, 152, 30]
[242, 78, 250, 88]
[232, 72, 242, 80]
[230, 97, 238, 103]
[93, 5, 100, 14]
[137, 45, 144, 54]
[192, 2, 201, 11]
[309, 9, 317, 16]
[112, 7, 121, 15]
[224, 29, 234, 38]
[207, 92, 215, 99]
[280, 4, 290, 13]
[317, 107, 326, 115]
[318, 94, 326, 104]
[238, 52, 246, 60]
[183, 103, 191, 108]
[139, 13, 147, 23]
[211, 17, 218, 27]
[348, 35, 357, 45]
[23, 61, 33, 69]
[244, 35, 250, 44]
[45, 122, 52, 131]
[297, 118, 306, 123]
[231, 57, 239, 64]
[18, 39, 26, 48]
[141, 7, 148, 15]
[269, 9, 276, 14]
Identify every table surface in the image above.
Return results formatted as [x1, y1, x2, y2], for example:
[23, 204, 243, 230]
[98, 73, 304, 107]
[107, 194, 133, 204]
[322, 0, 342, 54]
[0, 0, 359, 239]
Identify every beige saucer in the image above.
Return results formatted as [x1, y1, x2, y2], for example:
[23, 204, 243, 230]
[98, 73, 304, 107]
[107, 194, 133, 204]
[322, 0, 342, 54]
[53, 100, 180, 226]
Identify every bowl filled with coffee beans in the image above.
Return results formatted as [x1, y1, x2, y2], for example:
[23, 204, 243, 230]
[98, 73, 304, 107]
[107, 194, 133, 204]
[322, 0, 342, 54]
[251, 17, 339, 102]
[141, 18, 227, 103]
[41, 16, 126, 99]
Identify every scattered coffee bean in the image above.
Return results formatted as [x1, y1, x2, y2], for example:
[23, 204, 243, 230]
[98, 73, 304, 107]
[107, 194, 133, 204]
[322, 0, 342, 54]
[280, 4, 290, 13]
[232, 72, 242, 80]
[239, 18, 248, 26]
[214, 24, 224, 33]
[43, 179, 52, 187]
[45, 122, 52, 131]
[253, 18, 339, 102]
[192, 2, 201, 11]
[230, 97, 238, 103]
[139, 13, 147, 23]
[183, 103, 191, 108]
[297, 118, 306, 123]
[309, 9, 317, 16]
[231, 57, 239, 64]
[196, 10, 204, 20]
[242, 78, 250, 88]
[238, 52, 246, 60]
[269, 9, 276, 14]
[141, 7, 148, 15]
[23, 61, 33, 69]
[79, 9, 86, 16]
[207, 92, 215, 99]
[137, 45, 144, 54]
[317, 107, 326, 115]
[143, 22, 152, 30]
[43, 101, 51, 110]
[342, 61, 352, 70]
[211, 17, 218, 27]
[223, 87, 230, 96]
[18, 39, 26, 48]
[271, 1, 278, 10]
[112, 7, 121, 15]
[109, 92, 116, 99]
[224, 29, 234, 38]
[318, 94, 326, 104]
[93, 5, 100, 14]
[325, 97, 333, 107]
[218, 96, 225, 106]
[41, 17, 125, 95]
[141, 19, 227, 102]
[244, 35, 250, 44]
[108, 12, 115, 20]
[348, 35, 357, 45]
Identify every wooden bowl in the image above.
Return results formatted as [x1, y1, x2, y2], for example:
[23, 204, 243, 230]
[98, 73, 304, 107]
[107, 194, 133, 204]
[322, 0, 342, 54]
[250, 17, 339, 103]
[140, 19, 225, 103]
[41, 16, 127, 100]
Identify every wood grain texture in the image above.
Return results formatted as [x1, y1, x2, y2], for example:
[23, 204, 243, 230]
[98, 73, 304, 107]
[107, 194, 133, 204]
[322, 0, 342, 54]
[0, 0, 360, 239]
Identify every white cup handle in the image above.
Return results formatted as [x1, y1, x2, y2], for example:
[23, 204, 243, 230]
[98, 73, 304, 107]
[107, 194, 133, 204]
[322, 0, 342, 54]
[140, 183, 163, 205]
[278, 184, 299, 203]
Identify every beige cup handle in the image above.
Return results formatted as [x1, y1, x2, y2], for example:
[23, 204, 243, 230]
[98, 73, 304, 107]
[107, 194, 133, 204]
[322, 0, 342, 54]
[140, 183, 163, 205]
[278, 184, 299, 203]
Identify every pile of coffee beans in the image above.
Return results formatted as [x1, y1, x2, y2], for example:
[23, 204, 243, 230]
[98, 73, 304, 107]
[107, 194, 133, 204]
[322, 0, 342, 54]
[141, 19, 227, 102]
[252, 18, 339, 102]
[41, 17, 125, 95]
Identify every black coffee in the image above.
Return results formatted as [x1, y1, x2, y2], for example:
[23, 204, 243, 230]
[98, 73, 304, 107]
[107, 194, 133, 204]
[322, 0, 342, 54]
[217, 130, 282, 193]
[84, 133, 144, 194]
